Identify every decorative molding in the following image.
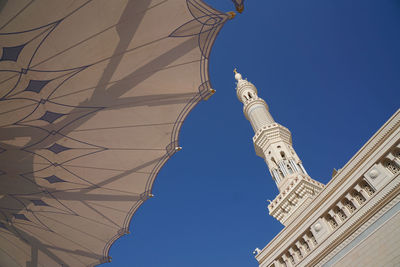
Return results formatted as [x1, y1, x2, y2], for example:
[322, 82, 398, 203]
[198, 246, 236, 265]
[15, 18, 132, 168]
[256, 110, 400, 266]
[268, 177, 323, 226]
[316, 188, 400, 266]
[303, 167, 400, 266]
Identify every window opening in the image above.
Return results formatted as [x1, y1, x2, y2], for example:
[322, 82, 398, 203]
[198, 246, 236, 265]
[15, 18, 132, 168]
[309, 232, 317, 245]
[294, 246, 302, 259]
[326, 214, 338, 229]
[344, 199, 356, 213]
[353, 191, 366, 205]
[302, 240, 310, 252]
[337, 208, 347, 221]
[287, 164, 293, 174]
[384, 160, 400, 175]
[289, 254, 295, 265]
[361, 181, 375, 196]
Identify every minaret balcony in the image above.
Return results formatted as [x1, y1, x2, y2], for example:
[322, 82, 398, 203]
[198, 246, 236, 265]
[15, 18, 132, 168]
[268, 175, 325, 226]
[253, 123, 292, 157]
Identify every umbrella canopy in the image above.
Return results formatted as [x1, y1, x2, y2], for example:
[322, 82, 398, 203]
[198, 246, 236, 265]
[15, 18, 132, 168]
[0, 0, 229, 266]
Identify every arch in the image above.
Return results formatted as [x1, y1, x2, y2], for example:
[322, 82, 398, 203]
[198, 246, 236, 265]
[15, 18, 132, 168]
[334, 206, 347, 221]
[343, 199, 356, 213]
[325, 214, 338, 229]
[287, 164, 293, 174]
[351, 189, 366, 205]
[360, 180, 375, 196]
[383, 159, 400, 174]
[280, 151, 286, 160]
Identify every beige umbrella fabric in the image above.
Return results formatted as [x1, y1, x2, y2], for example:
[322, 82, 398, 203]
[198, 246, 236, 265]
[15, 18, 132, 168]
[0, 0, 229, 266]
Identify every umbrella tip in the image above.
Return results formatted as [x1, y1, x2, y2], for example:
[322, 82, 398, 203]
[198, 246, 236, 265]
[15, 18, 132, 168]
[226, 11, 236, 19]
[203, 88, 216, 101]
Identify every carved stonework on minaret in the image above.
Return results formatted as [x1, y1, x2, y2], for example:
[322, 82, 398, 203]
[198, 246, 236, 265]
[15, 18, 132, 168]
[234, 69, 324, 226]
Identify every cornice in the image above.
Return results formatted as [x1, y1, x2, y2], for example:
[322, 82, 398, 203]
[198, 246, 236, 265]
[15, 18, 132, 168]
[253, 124, 292, 151]
[315, 180, 400, 266]
[301, 173, 400, 266]
[268, 176, 323, 212]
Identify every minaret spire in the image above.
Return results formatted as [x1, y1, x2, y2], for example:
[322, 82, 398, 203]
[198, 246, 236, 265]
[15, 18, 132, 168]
[234, 69, 324, 225]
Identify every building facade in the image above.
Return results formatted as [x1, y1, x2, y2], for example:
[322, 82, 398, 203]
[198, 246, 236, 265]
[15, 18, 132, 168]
[234, 70, 400, 266]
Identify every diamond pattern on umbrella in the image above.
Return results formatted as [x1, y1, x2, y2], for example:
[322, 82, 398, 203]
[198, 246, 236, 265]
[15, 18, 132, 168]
[39, 111, 65, 123]
[13, 214, 30, 221]
[43, 175, 65, 184]
[0, 44, 26, 62]
[47, 143, 71, 154]
[24, 79, 51, 93]
[31, 199, 49, 206]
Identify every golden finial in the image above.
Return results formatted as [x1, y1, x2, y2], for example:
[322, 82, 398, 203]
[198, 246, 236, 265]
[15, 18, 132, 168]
[226, 11, 236, 19]
[236, 6, 244, 14]
[233, 68, 237, 74]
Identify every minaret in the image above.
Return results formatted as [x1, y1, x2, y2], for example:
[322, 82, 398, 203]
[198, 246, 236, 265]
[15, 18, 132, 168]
[234, 69, 324, 226]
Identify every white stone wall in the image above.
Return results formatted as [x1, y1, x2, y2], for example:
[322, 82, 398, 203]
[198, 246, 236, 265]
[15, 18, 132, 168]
[332, 210, 400, 267]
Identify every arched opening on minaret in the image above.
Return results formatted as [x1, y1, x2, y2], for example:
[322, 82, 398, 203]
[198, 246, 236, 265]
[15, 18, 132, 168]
[248, 92, 252, 99]
[271, 157, 277, 166]
[287, 164, 293, 174]
[270, 157, 284, 182]
[280, 151, 286, 160]
[297, 163, 303, 173]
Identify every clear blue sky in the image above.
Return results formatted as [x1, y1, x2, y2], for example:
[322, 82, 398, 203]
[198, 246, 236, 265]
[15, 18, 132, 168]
[108, 1, 400, 266]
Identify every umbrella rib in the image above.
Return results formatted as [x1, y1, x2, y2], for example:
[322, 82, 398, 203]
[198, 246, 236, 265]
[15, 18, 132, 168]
[0, 0, 34, 31]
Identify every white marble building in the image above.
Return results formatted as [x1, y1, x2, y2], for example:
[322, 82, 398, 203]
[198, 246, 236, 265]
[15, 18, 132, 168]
[234, 70, 400, 267]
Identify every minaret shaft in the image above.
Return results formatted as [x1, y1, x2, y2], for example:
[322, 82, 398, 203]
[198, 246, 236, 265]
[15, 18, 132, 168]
[235, 71, 307, 192]
[234, 70, 323, 225]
